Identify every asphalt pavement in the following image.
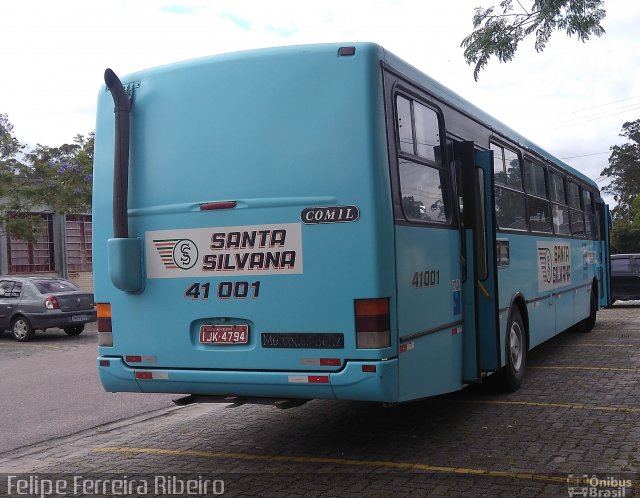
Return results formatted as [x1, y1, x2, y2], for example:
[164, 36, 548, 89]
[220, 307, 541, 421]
[0, 324, 176, 452]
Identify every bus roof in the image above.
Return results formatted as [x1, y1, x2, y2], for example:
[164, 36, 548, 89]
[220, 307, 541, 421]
[378, 44, 597, 188]
[119, 42, 597, 189]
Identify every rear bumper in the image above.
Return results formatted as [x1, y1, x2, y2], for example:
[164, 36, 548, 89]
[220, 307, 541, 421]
[97, 357, 399, 403]
[28, 310, 97, 329]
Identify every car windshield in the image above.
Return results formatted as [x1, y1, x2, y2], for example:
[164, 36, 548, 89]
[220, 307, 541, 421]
[611, 258, 632, 272]
[32, 279, 79, 293]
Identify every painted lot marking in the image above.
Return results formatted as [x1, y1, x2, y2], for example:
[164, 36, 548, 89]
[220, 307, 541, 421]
[530, 365, 640, 373]
[0, 342, 61, 349]
[95, 447, 567, 484]
[441, 399, 640, 414]
[575, 343, 637, 347]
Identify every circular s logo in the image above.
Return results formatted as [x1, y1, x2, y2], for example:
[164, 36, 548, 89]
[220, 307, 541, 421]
[172, 239, 198, 270]
[542, 248, 552, 283]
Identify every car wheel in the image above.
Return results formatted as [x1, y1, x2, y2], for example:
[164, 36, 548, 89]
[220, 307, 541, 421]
[12, 316, 35, 342]
[579, 289, 597, 333]
[64, 325, 85, 336]
[501, 307, 526, 392]
[64, 325, 84, 335]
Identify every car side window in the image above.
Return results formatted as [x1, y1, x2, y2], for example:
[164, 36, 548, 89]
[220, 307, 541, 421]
[0, 280, 16, 298]
[10, 282, 23, 297]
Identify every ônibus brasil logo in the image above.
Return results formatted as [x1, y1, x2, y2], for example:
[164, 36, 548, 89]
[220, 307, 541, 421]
[154, 239, 198, 270]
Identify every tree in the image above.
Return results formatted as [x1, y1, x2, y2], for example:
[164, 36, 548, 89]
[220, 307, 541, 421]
[600, 119, 640, 253]
[23, 134, 94, 215]
[0, 113, 38, 241]
[462, 0, 606, 80]
[600, 119, 640, 223]
[0, 113, 93, 241]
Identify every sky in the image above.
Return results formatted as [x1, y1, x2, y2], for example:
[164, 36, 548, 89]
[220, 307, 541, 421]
[1, 0, 639, 204]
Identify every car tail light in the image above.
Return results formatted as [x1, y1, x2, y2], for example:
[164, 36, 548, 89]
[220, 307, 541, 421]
[45, 296, 60, 310]
[97, 303, 113, 346]
[355, 298, 391, 349]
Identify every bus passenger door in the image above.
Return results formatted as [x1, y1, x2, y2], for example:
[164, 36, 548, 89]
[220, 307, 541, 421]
[597, 200, 612, 307]
[455, 142, 501, 381]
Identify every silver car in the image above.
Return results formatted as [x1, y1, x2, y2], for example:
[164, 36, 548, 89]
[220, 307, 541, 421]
[0, 277, 96, 342]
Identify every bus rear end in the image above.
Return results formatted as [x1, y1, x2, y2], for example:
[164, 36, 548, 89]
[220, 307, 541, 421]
[93, 44, 399, 403]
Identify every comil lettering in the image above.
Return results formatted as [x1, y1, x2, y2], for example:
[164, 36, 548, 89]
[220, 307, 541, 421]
[300, 205, 360, 224]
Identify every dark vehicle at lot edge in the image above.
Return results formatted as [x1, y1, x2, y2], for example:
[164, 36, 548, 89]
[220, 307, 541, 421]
[611, 254, 640, 301]
[0, 277, 96, 342]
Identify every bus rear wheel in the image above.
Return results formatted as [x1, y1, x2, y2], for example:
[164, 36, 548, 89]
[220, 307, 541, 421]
[501, 307, 526, 392]
[578, 288, 597, 333]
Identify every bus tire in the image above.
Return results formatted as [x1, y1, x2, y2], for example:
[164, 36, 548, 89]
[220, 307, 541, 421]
[502, 307, 526, 392]
[579, 289, 597, 333]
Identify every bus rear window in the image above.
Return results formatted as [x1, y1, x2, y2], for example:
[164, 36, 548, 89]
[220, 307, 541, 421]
[32, 279, 79, 293]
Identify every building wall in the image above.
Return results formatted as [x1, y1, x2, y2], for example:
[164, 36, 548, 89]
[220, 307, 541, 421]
[67, 271, 94, 293]
[0, 213, 94, 293]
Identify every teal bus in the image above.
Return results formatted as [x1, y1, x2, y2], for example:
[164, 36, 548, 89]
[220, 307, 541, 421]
[93, 43, 611, 405]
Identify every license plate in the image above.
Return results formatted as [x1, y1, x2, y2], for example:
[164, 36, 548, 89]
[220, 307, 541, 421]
[200, 324, 248, 345]
[71, 314, 88, 322]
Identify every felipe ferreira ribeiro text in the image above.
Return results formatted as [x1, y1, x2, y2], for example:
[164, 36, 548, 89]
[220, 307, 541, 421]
[6, 475, 224, 497]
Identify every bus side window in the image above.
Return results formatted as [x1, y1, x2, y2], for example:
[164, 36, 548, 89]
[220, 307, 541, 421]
[395, 93, 450, 225]
[524, 159, 552, 233]
[396, 96, 414, 154]
[492, 142, 526, 231]
[549, 171, 571, 236]
[399, 160, 448, 224]
[583, 189, 596, 239]
[567, 181, 585, 237]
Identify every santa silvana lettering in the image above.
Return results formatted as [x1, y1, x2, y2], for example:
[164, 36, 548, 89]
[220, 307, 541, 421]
[202, 229, 296, 272]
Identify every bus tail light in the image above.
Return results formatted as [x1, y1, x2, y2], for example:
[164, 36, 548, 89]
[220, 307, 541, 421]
[97, 303, 113, 346]
[355, 298, 391, 349]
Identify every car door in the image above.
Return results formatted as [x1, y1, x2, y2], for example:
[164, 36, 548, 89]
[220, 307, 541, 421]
[630, 256, 640, 298]
[0, 280, 19, 328]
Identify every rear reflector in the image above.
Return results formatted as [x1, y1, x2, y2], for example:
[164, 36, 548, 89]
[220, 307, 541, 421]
[300, 358, 341, 366]
[99, 360, 110, 367]
[97, 303, 112, 333]
[288, 375, 330, 384]
[399, 341, 415, 354]
[126, 355, 158, 363]
[308, 376, 330, 384]
[355, 298, 391, 349]
[362, 365, 377, 373]
[319, 358, 341, 366]
[135, 371, 169, 380]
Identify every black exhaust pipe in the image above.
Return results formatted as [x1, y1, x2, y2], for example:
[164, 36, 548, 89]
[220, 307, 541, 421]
[104, 68, 130, 239]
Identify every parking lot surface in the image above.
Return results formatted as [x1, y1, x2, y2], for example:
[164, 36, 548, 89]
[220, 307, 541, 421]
[0, 305, 638, 497]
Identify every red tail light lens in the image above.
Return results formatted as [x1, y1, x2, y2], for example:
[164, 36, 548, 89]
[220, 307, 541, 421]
[97, 303, 112, 332]
[355, 298, 391, 349]
[45, 296, 60, 310]
[97, 303, 113, 346]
